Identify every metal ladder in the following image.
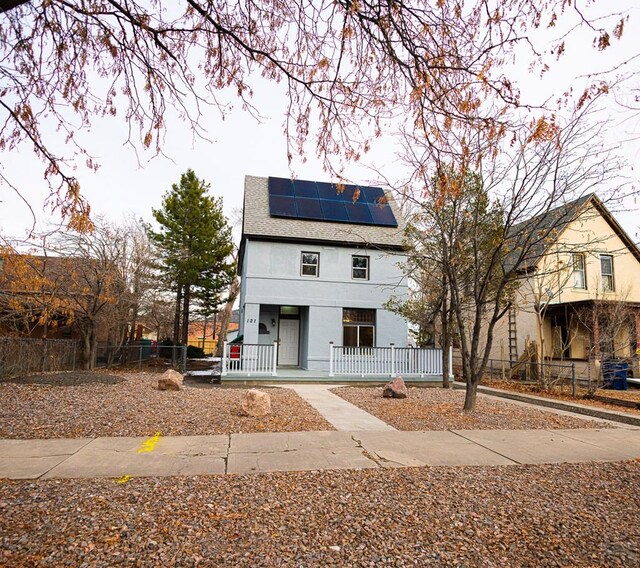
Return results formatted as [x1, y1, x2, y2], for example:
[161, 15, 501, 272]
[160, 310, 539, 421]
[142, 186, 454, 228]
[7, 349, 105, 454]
[508, 308, 518, 363]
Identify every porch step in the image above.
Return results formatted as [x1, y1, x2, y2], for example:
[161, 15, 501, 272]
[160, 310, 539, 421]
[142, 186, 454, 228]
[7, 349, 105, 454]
[285, 385, 396, 432]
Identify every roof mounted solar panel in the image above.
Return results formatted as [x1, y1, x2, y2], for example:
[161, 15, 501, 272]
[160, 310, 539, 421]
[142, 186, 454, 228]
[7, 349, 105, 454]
[269, 177, 294, 196]
[345, 201, 374, 224]
[269, 195, 297, 217]
[319, 198, 349, 222]
[296, 197, 324, 220]
[294, 179, 319, 199]
[267, 176, 398, 227]
[368, 201, 397, 226]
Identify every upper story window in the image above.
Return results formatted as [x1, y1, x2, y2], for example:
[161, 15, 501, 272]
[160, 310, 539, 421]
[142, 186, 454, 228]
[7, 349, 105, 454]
[301, 252, 319, 277]
[572, 253, 586, 289]
[352, 255, 369, 280]
[600, 254, 614, 291]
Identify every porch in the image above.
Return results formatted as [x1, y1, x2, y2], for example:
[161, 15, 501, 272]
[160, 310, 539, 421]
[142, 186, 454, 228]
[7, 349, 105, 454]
[221, 341, 451, 382]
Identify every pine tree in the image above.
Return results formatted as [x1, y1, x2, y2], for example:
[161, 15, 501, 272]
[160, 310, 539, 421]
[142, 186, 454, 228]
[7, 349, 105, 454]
[147, 170, 234, 348]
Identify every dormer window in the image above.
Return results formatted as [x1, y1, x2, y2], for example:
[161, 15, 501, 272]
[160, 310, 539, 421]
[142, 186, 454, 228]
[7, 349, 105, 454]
[301, 252, 319, 277]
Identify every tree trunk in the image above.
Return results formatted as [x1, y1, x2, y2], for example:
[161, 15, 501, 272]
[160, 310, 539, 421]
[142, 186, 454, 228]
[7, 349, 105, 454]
[181, 284, 191, 346]
[173, 284, 183, 346]
[441, 276, 450, 389]
[463, 377, 479, 411]
[202, 316, 207, 351]
[89, 331, 98, 371]
[216, 276, 240, 356]
[81, 330, 91, 370]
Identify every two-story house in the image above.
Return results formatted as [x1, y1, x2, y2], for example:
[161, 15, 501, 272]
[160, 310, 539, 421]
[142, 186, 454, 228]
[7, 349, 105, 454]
[491, 194, 640, 377]
[236, 175, 408, 373]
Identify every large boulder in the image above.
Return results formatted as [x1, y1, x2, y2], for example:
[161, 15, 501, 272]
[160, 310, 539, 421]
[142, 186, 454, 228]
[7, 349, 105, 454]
[383, 376, 408, 399]
[158, 369, 184, 391]
[241, 389, 272, 417]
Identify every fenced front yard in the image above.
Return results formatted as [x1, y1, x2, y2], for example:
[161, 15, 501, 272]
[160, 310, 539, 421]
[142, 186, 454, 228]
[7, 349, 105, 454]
[0, 337, 186, 377]
[220, 341, 450, 379]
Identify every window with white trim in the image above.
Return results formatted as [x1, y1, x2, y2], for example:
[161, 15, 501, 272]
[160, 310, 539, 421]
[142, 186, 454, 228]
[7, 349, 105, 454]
[301, 252, 319, 277]
[600, 254, 614, 291]
[342, 308, 375, 347]
[572, 253, 586, 289]
[352, 255, 369, 280]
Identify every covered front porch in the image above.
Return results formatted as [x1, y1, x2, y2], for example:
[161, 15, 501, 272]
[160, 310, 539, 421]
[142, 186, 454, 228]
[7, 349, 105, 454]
[221, 341, 451, 382]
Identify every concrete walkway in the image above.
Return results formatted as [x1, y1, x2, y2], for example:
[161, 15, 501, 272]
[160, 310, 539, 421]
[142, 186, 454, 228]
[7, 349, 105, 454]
[2, 428, 640, 480]
[284, 384, 396, 431]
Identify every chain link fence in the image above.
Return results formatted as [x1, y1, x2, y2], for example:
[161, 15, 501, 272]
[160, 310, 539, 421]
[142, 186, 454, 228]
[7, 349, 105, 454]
[0, 337, 187, 378]
[0, 337, 80, 377]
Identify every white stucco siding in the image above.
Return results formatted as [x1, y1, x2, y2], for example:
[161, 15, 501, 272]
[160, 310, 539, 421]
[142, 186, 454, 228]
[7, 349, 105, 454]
[242, 240, 407, 307]
[240, 239, 409, 370]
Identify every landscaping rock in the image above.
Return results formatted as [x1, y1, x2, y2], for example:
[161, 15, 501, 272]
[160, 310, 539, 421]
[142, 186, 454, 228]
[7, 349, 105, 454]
[383, 376, 408, 399]
[241, 389, 272, 417]
[157, 370, 184, 391]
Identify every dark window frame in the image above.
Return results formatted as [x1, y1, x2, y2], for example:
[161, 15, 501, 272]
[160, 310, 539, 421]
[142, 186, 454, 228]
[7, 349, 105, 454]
[600, 254, 614, 291]
[572, 253, 587, 289]
[352, 255, 369, 280]
[301, 251, 319, 277]
[342, 308, 375, 347]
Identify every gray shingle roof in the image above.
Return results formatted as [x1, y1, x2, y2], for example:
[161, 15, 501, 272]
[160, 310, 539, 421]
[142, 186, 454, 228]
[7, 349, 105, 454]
[507, 194, 593, 271]
[241, 175, 406, 249]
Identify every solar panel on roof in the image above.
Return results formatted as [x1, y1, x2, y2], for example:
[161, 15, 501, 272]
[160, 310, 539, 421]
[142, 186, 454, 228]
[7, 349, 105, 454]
[296, 197, 324, 219]
[269, 195, 297, 217]
[320, 198, 349, 222]
[267, 176, 398, 227]
[315, 181, 341, 200]
[361, 186, 385, 204]
[295, 180, 319, 198]
[368, 202, 397, 226]
[345, 201, 374, 224]
[269, 177, 294, 196]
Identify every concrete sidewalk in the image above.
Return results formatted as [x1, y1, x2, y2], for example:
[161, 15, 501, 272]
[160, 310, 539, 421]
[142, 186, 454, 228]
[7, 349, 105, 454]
[284, 384, 396, 431]
[2, 428, 639, 480]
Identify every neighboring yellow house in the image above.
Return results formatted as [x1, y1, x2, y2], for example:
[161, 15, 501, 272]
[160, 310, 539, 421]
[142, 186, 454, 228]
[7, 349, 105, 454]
[491, 194, 640, 376]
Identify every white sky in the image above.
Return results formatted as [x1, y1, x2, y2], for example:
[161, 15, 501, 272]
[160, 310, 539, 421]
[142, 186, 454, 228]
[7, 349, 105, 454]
[1, 2, 639, 243]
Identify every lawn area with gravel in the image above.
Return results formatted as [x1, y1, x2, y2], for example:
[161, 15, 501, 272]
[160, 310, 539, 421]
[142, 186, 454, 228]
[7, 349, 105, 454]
[333, 386, 614, 430]
[0, 372, 333, 438]
[1, 461, 638, 566]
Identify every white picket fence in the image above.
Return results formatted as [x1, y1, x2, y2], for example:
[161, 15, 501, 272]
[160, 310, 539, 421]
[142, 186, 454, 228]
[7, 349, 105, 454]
[221, 341, 278, 376]
[329, 343, 449, 378]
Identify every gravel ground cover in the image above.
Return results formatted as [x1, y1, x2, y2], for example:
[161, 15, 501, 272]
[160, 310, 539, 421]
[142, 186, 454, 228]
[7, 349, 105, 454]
[482, 379, 640, 415]
[0, 372, 333, 438]
[333, 386, 614, 430]
[1, 461, 638, 566]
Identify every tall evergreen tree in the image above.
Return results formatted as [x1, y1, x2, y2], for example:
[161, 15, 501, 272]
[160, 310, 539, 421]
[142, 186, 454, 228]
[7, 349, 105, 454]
[147, 169, 234, 347]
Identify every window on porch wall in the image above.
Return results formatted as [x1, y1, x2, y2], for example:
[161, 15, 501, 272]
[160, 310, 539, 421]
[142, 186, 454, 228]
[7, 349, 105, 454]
[343, 308, 375, 347]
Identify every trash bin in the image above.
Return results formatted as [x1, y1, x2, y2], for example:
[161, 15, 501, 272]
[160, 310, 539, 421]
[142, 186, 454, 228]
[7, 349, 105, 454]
[603, 360, 629, 390]
[613, 362, 629, 390]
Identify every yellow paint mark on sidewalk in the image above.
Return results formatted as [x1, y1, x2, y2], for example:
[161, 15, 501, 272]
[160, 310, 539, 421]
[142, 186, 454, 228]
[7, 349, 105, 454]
[116, 474, 132, 484]
[137, 432, 162, 454]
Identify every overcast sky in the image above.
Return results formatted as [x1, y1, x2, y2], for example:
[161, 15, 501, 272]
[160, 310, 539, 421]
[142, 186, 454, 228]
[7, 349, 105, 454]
[1, 2, 639, 243]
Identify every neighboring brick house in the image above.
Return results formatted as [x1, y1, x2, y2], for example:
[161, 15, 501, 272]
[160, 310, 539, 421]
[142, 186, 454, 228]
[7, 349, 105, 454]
[490, 194, 640, 374]
[237, 175, 408, 372]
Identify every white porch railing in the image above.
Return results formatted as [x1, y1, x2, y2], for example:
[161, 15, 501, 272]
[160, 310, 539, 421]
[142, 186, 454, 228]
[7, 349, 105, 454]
[221, 341, 278, 376]
[329, 342, 451, 378]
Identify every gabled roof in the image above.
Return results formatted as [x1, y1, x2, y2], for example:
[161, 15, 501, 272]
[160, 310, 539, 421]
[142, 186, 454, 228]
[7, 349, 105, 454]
[510, 193, 640, 270]
[241, 175, 406, 250]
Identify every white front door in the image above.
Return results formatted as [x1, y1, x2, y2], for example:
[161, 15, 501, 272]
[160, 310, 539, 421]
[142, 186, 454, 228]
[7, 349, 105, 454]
[278, 319, 299, 366]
